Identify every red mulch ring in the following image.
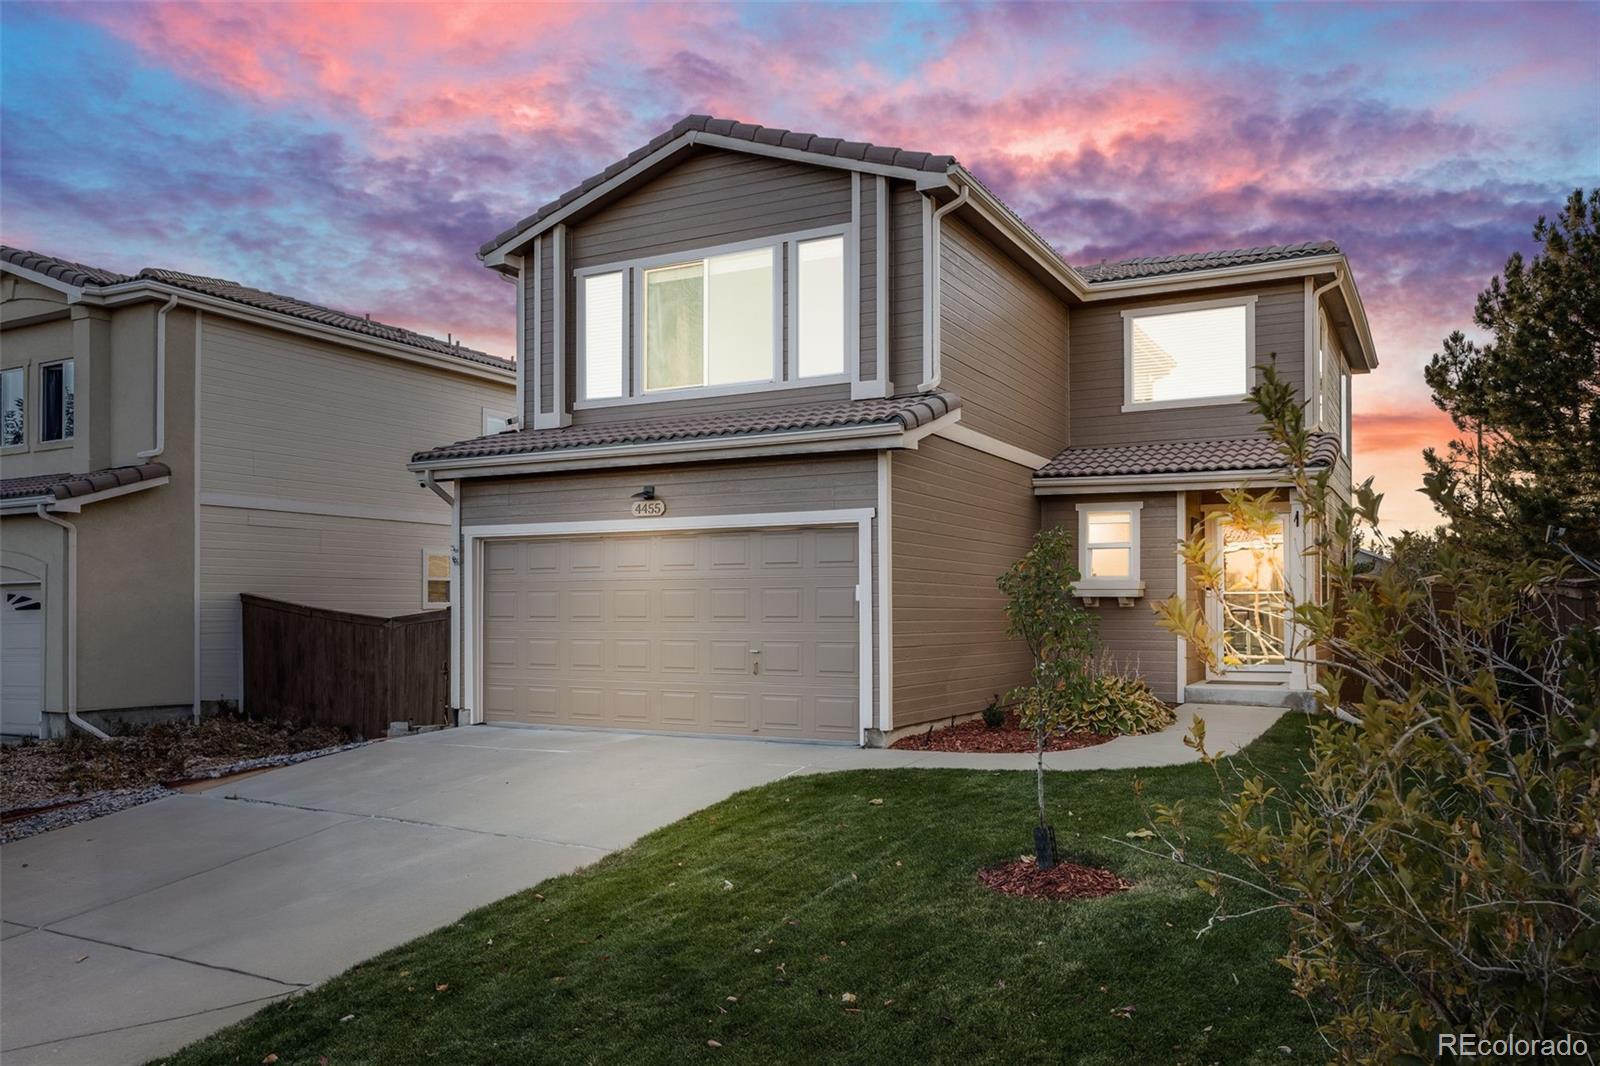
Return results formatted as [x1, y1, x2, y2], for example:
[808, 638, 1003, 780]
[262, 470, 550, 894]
[978, 856, 1133, 902]
[889, 712, 1114, 753]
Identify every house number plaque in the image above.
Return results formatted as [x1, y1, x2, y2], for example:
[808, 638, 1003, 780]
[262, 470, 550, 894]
[630, 499, 667, 518]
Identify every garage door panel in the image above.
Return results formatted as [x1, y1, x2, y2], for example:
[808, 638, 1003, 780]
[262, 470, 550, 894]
[482, 527, 859, 740]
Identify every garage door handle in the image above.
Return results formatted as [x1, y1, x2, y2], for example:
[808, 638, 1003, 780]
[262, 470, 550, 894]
[749, 646, 761, 675]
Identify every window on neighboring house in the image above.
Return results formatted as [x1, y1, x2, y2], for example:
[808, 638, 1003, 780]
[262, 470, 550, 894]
[643, 247, 775, 392]
[422, 548, 451, 610]
[1075, 502, 1143, 593]
[482, 408, 516, 435]
[39, 360, 74, 442]
[796, 236, 845, 378]
[582, 271, 625, 400]
[1123, 299, 1253, 411]
[1, 367, 23, 448]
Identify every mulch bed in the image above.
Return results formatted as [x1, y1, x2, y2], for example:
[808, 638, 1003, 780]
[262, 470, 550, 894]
[1, 715, 350, 814]
[890, 711, 1114, 753]
[978, 856, 1133, 902]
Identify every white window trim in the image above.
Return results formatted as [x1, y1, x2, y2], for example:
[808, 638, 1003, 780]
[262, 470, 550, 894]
[1075, 500, 1144, 597]
[36, 357, 75, 446]
[787, 234, 851, 383]
[1340, 360, 1353, 459]
[421, 546, 451, 611]
[570, 224, 852, 410]
[0, 364, 26, 454]
[1121, 295, 1257, 413]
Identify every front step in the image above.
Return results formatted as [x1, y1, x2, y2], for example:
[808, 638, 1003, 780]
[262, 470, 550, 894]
[1183, 683, 1313, 711]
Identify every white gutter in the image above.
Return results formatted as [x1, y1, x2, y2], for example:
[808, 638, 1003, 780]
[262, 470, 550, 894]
[422, 469, 455, 507]
[919, 182, 971, 391]
[137, 293, 180, 460]
[33, 505, 110, 740]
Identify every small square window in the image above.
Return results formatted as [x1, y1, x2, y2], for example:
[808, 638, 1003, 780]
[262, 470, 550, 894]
[422, 548, 451, 610]
[1123, 300, 1253, 411]
[40, 360, 74, 443]
[1076, 503, 1143, 595]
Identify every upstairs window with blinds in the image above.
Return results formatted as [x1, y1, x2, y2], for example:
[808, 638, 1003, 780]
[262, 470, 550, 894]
[1123, 298, 1254, 411]
[582, 272, 625, 400]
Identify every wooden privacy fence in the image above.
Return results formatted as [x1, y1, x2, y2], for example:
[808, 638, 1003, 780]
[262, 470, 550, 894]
[242, 594, 451, 738]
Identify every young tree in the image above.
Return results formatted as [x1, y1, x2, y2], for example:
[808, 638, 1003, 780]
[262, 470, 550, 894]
[997, 528, 1099, 868]
[1423, 188, 1600, 559]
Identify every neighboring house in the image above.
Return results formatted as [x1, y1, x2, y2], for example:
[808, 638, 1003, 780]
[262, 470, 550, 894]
[406, 114, 1378, 746]
[0, 247, 516, 739]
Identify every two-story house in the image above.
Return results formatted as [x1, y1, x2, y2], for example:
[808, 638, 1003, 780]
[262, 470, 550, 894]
[1, 247, 516, 739]
[409, 115, 1377, 746]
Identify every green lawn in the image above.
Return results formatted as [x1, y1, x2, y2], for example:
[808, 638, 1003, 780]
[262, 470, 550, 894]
[158, 716, 1321, 1066]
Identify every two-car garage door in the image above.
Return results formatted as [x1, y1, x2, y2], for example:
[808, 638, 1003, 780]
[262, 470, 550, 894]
[481, 526, 861, 742]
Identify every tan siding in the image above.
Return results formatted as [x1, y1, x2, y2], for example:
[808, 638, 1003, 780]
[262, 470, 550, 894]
[938, 218, 1069, 456]
[461, 454, 883, 722]
[1068, 282, 1305, 446]
[538, 235, 555, 416]
[1040, 492, 1181, 703]
[891, 437, 1036, 729]
[198, 317, 513, 701]
[887, 184, 924, 390]
[200, 317, 513, 510]
[199, 507, 450, 701]
[570, 151, 851, 269]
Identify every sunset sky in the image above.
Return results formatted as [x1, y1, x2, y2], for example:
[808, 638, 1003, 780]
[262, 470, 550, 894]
[3, 2, 1596, 532]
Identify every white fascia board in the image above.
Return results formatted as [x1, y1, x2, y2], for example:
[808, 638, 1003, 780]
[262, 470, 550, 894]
[481, 131, 944, 266]
[0, 263, 87, 301]
[934, 422, 1051, 469]
[0, 494, 57, 514]
[82, 281, 516, 384]
[409, 422, 909, 478]
[1032, 469, 1314, 494]
[25, 475, 171, 514]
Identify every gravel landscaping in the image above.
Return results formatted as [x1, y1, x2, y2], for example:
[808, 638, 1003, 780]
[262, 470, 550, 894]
[1, 716, 359, 841]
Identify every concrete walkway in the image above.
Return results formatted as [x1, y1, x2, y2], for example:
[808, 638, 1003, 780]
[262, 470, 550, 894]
[0, 703, 1278, 1064]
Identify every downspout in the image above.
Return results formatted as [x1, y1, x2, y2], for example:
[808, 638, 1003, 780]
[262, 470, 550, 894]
[34, 504, 110, 740]
[918, 182, 971, 391]
[137, 293, 180, 459]
[422, 469, 454, 507]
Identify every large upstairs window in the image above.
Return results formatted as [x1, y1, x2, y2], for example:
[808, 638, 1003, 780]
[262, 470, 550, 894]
[575, 227, 847, 407]
[1122, 296, 1255, 412]
[644, 247, 774, 392]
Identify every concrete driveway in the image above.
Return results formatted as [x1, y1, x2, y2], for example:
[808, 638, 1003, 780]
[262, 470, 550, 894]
[0, 706, 1278, 1064]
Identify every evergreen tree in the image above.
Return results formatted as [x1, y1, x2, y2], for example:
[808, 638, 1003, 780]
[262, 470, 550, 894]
[1422, 188, 1600, 559]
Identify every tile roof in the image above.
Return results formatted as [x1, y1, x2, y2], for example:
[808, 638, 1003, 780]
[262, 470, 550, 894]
[412, 391, 958, 465]
[2, 246, 511, 372]
[1035, 434, 1339, 479]
[1075, 242, 1340, 283]
[479, 114, 959, 257]
[1, 462, 171, 502]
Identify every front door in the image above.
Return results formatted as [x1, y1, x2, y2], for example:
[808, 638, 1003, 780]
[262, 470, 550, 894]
[1207, 514, 1291, 680]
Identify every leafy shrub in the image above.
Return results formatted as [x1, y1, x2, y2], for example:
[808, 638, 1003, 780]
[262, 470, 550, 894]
[981, 694, 1005, 730]
[1077, 674, 1176, 736]
[1145, 365, 1600, 1060]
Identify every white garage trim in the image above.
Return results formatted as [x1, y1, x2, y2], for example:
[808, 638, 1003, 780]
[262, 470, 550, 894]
[460, 507, 876, 743]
